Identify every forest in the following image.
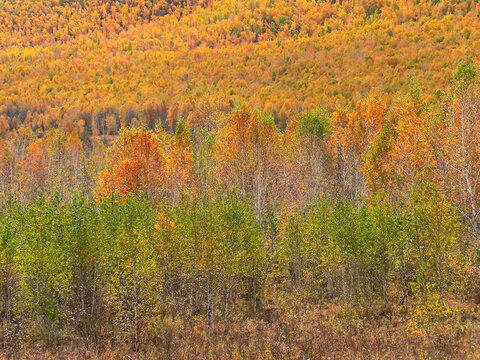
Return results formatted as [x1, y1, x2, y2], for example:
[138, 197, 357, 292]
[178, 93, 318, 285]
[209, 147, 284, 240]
[1, 0, 480, 359]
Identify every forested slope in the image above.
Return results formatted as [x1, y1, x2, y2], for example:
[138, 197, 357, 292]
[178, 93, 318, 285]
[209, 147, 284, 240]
[0, 0, 478, 137]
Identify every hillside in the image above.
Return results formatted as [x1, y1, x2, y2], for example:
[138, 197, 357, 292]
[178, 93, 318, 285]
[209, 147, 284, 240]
[0, 0, 478, 137]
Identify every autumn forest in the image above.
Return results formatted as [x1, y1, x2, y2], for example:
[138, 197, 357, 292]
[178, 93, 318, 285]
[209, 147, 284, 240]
[1, 0, 480, 358]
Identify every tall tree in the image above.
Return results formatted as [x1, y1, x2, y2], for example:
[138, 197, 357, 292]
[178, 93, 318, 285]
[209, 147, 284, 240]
[284, 109, 332, 207]
[165, 118, 196, 203]
[330, 92, 386, 201]
[436, 63, 480, 262]
[97, 128, 167, 200]
[215, 105, 283, 222]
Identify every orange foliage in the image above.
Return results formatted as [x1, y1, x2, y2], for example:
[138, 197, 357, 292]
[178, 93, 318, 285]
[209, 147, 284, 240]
[215, 105, 283, 219]
[0, 0, 478, 139]
[165, 119, 196, 202]
[22, 140, 48, 191]
[97, 128, 166, 200]
[330, 92, 387, 199]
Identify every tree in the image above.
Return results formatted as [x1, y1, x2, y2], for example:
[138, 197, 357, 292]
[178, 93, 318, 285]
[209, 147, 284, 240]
[391, 182, 460, 315]
[21, 140, 48, 197]
[0, 199, 19, 353]
[330, 92, 386, 201]
[363, 86, 435, 201]
[435, 63, 480, 263]
[157, 191, 264, 329]
[284, 109, 332, 207]
[15, 197, 73, 346]
[215, 105, 283, 222]
[97, 128, 167, 200]
[165, 118, 196, 203]
[98, 194, 160, 350]
[64, 197, 102, 344]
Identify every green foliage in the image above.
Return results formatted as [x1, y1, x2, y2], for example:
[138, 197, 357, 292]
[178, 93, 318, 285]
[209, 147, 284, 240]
[397, 182, 459, 293]
[278, 184, 460, 312]
[295, 109, 331, 140]
[0, 182, 469, 356]
[15, 197, 74, 344]
[98, 194, 159, 346]
[175, 117, 189, 137]
[279, 16, 291, 27]
[453, 61, 477, 89]
[0, 200, 20, 332]
[158, 191, 264, 324]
